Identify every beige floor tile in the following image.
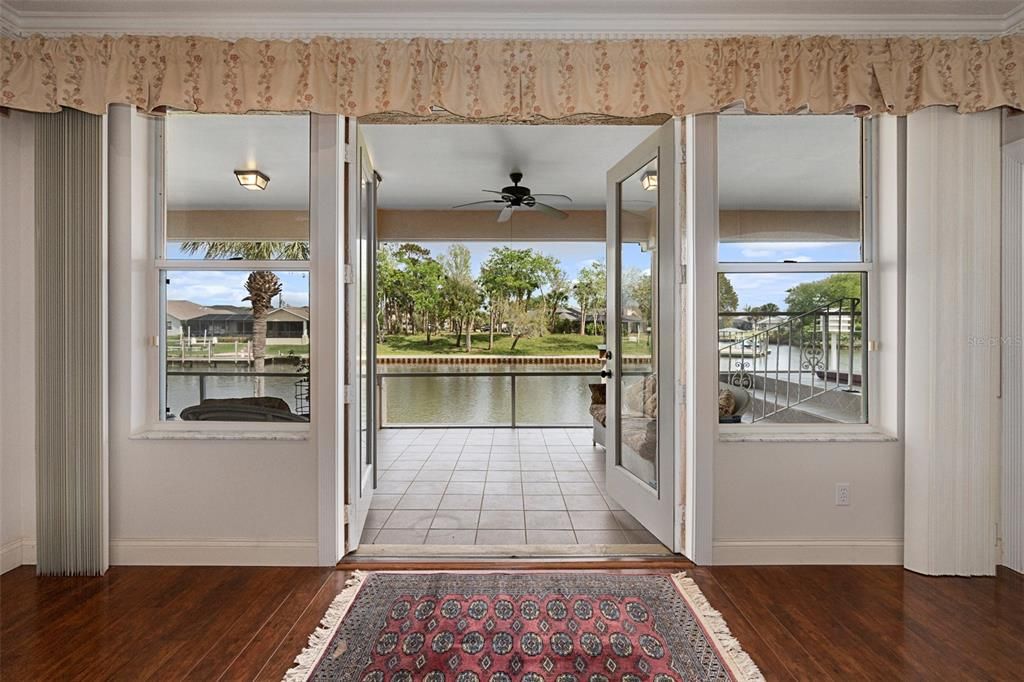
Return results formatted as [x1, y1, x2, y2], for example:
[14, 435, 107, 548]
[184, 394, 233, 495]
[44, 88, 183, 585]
[478, 529, 526, 544]
[396, 493, 442, 510]
[563, 495, 610, 511]
[482, 495, 525, 510]
[575, 529, 627, 544]
[523, 495, 566, 510]
[372, 528, 428, 544]
[438, 494, 483, 510]
[425, 529, 477, 545]
[525, 510, 573, 529]
[431, 510, 480, 529]
[478, 510, 526, 529]
[569, 510, 620, 530]
[526, 530, 577, 545]
[384, 509, 435, 529]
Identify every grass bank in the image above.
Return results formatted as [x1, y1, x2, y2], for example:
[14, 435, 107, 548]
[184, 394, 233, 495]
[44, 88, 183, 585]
[377, 333, 651, 357]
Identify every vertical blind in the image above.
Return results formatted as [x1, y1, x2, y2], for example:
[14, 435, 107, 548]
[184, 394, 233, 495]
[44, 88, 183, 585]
[34, 108, 108, 576]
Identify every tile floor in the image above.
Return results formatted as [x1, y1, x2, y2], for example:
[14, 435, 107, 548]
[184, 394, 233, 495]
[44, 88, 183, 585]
[361, 428, 663, 547]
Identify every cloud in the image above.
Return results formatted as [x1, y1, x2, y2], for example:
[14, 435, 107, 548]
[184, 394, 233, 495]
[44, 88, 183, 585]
[167, 270, 309, 307]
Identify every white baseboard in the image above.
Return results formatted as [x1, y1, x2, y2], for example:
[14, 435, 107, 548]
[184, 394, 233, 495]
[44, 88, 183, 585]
[109, 537, 319, 566]
[2, 538, 24, 573]
[712, 538, 904, 565]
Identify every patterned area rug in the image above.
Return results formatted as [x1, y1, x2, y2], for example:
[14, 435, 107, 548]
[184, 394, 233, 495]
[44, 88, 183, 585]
[286, 572, 763, 681]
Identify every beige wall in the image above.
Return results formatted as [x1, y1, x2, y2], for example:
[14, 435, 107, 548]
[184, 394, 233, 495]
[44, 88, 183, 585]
[0, 110, 37, 572]
[169, 207, 860, 246]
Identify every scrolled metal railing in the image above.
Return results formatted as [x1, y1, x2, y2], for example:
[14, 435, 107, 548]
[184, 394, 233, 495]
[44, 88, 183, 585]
[719, 298, 864, 423]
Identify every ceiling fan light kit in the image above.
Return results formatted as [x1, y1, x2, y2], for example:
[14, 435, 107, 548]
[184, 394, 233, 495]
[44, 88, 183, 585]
[452, 171, 572, 221]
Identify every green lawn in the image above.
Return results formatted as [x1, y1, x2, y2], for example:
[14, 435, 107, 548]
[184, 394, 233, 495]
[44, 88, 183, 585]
[377, 333, 651, 357]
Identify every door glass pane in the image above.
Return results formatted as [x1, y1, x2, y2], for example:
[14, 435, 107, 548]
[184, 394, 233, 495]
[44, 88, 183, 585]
[359, 159, 374, 487]
[618, 158, 658, 489]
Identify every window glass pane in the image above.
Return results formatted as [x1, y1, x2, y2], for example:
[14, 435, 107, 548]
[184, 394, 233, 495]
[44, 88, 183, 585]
[165, 112, 310, 260]
[717, 272, 866, 424]
[163, 269, 310, 422]
[718, 115, 862, 262]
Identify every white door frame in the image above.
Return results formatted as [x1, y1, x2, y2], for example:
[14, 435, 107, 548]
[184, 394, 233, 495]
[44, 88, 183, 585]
[311, 114, 346, 565]
[685, 114, 717, 565]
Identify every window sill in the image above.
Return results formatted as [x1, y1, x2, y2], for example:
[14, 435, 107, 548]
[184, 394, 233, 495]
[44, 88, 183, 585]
[130, 427, 310, 441]
[718, 426, 897, 443]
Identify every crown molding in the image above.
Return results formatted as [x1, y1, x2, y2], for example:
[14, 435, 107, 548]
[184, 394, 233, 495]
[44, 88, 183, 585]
[1003, 3, 1024, 33]
[3, 2, 1024, 39]
[0, 1, 22, 37]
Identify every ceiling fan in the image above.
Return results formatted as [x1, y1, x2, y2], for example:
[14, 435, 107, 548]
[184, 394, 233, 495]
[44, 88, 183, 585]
[452, 171, 572, 222]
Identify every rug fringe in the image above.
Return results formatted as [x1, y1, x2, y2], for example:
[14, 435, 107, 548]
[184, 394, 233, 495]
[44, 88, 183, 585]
[283, 570, 369, 682]
[671, 572, 766, 682]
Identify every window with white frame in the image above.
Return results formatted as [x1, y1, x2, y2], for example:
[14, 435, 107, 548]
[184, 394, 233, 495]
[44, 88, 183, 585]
[158, 112, 312, 422]
[716, 114, 869, 425]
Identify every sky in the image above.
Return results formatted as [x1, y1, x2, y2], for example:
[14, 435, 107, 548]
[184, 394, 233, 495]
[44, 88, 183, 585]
[718, 241, 861, 309]
[164, 239, 863, 311]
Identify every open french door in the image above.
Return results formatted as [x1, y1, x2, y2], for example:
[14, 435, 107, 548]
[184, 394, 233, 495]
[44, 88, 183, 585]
[604, 119, 682, 551]
[345, 121, 378, 552]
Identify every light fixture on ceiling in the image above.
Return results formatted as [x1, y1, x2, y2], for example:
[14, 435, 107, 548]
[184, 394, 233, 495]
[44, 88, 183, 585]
[234, 169, 270, 191]
[640, 170, 658, 191]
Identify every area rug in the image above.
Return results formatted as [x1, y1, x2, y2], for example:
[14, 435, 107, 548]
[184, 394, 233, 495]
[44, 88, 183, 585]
[285, 572, 763, 681]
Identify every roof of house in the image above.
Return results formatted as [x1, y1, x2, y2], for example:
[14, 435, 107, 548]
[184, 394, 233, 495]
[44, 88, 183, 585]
[266, 306, 310, 322]
[166, 299, 245, 321]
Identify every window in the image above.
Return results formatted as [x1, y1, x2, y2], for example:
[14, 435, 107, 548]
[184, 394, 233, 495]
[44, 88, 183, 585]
[717, 115, 869, 425]
[158, 112, 311, 423]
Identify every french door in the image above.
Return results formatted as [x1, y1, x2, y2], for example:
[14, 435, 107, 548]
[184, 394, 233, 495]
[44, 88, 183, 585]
[604, 119, 681, 551]
[346, 122, 378, 552]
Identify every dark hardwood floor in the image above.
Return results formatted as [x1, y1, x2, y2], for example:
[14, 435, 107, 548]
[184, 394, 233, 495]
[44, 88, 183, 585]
[2, 563, 1022, 680]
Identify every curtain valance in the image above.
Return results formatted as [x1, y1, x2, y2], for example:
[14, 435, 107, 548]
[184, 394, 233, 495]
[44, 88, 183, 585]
[2, 34, 1021, 118]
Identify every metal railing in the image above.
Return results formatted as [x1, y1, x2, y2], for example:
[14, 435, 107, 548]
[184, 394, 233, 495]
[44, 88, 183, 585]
[719, 298, 864, 423]
[377, 370, 603, 428]
[166, 369, 310, 417]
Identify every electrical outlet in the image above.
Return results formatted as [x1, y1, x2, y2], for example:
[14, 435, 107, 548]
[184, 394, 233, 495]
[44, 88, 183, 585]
[836, 483, 850, 506]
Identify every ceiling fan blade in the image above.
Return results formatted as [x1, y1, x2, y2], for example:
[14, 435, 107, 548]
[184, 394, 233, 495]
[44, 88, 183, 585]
[532, 201, 568, 220]
[481, 189, 506, 195]
[532, 193, 573, 203]
[497, 206, 514, 223]
[452, 200, 503, 209]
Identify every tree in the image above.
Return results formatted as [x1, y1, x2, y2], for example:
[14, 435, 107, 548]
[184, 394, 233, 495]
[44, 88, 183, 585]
[542, 267, 571, 332]
[784, 273, 861, 313]
[243, 271, 283, 397]
[479, 247, 552, 348]
[441, 244, 481, 351]
[718, 273, 739, 311]
[506, 303, 547, 351]
[623, 267, 652, 343]
[178, 240, 296, 397]
[573, 261, 606, 336]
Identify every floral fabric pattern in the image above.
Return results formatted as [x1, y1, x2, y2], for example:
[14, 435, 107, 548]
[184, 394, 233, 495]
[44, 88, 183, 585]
[1, 34, 1022, 117]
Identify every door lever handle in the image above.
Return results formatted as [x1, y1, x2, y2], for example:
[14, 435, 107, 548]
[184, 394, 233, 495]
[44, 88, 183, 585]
[600, 369, 613, 378]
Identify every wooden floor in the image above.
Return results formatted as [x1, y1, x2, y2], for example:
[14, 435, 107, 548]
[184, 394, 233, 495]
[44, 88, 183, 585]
[2, 563, 1022, 680]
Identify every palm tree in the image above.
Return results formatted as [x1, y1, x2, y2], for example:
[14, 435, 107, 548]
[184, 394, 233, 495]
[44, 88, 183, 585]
[180, 241, 300, 396]
[243, 271, 283, 396]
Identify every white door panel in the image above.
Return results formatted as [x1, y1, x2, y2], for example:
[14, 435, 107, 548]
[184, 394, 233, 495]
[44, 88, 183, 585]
[605, 119, 680, 550]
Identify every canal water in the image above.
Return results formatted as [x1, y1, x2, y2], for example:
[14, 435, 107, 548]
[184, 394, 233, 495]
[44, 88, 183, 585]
[165, 363, 602, 425]
[379, 363, 602, 427]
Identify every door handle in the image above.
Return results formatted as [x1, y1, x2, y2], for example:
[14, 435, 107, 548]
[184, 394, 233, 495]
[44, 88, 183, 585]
[600, 369, 613, 378]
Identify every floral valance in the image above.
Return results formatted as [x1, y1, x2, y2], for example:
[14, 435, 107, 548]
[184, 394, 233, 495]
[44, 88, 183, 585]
[2, 34, 1021, 118]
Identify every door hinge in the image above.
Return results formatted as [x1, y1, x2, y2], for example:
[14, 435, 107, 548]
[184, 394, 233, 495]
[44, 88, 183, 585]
[343, 504, 352, 524]
[343, 143, 355, 164]
[343, 385, 353, 404]
[680, 264, 687, 285]
[342, 263, 354, 284]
